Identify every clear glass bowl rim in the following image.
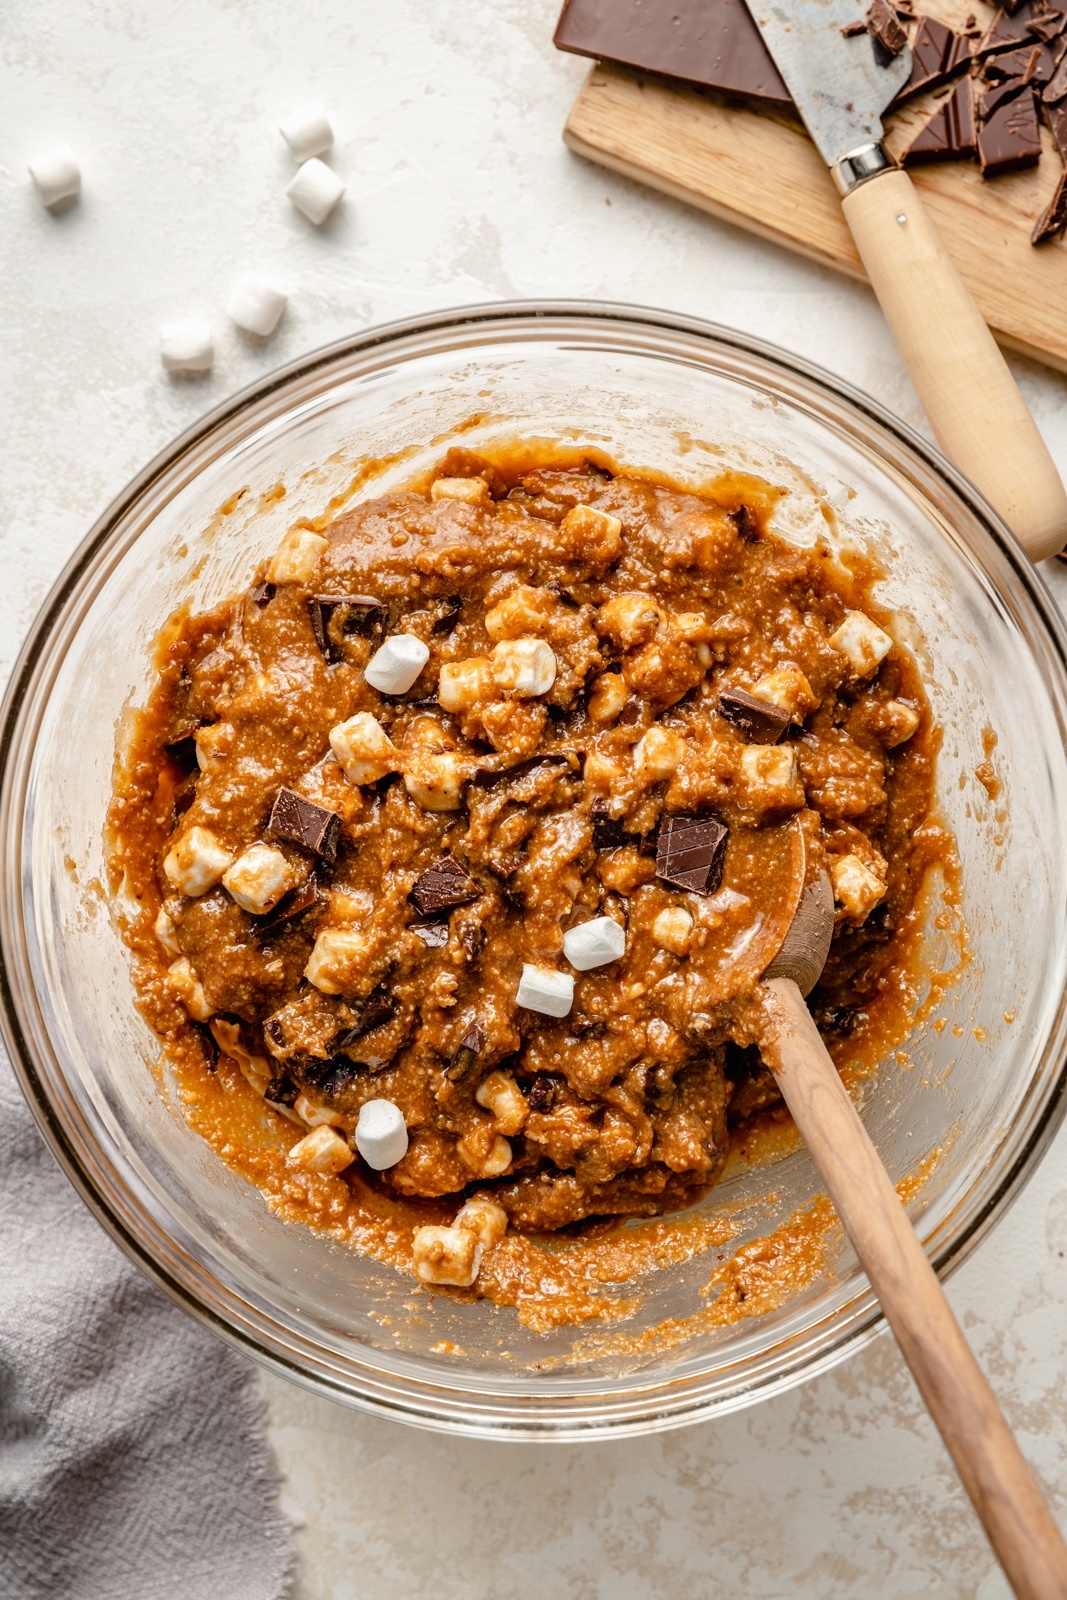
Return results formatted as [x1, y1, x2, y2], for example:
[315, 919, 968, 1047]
[2, 298, 1067, 1440]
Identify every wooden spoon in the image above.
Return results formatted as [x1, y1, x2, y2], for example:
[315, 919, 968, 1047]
[750, 824, 1067, 1600]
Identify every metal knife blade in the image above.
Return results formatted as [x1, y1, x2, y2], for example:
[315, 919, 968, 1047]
[745, 0, 911, 171]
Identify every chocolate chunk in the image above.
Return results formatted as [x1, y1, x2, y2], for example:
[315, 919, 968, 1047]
[980, 81, 1042, 174]
[986, 42, 1044, 80]
[191, 1020, 218, 1071]
[411, 919, 450, 949]
[250, 581, 276, 608]
[527, 1074, 559, 1112]
[866, 0, 907, 59]
[728, 504, 760, 542]
[553, 0, 791, 106]
[164, 731, 200, 774]
[264, 1017, 286, 1051]
[255, 873, 320, 934]
[841, 19, 868, 37]
[432, 596, 463, 632]
[591, 804, 627, 851]
[459, 922, 485, 962]
[978, 2, 1047, 58]
[265, 1072, 299, 1105]
[302, 1055, 362, 1096]
[307, 594, 387, 663]
[1031, 10, 1067, 42]
[1033, 169, 1067, 240]
[717, 688, 791, 744]
[905, 76, 978, 163]
[468, 753, 572, 790]
[570, 1016, 606, 1039]
[1045, 45, 1067, 101]
[894, 16, 972, 101]
[656, 812, 729, 896]
[331, 993, 397, 1051]
[410, 854, 480, 916]
[268, 787, 342, 861]
[447, 1021, 485, 1082]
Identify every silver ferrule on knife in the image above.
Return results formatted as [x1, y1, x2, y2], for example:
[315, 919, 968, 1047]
[831, 141, 894, 196]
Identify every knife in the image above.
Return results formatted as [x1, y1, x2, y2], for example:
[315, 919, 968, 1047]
[746, 0, 1067, 562]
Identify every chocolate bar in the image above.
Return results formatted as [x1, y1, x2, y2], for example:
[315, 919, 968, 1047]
[717, 688, 790, 744]
[268, 787, 342, 860]
[553, 0, 791, 107]
[655, 812, 729, 896]
[410, 854, 480, 916]
[905, 75, 978, 161]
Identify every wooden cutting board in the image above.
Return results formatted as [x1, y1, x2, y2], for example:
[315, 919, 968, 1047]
[563, 58, 1067, 373]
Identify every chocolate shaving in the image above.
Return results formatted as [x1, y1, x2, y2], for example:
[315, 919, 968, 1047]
[866, 0, 908, 58]
[255, 873, 320, 934]
[894, 16, 972, 101]
[250, 581, 276, 608]
[655, 812, 729, 896]
[717, 688, 791, 744]
[410, 854, 480, 915]
[1045, 46, 1067, 101]
[267, 787, 342, 861]
[905, 76, 978, 163]
[307, 594, 386, 663]
[980, 81, 1042, 174]
[447, 1021, 485, 1082]
[411, 919, 450, 948]
[1032, 169, 1067, 240]
[1031, 10, 1067, 42]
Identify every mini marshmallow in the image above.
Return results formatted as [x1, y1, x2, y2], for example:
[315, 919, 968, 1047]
[455, 1196, 508, 1248]
[267, 525, 327, 585]
[364, 633, 430, 695]
[222, 843, 293, 915]
[652, 905, 693, 956]
[830, 611, 894, 679]
[286, 157, 345, 225]
[28, 145, 81, 208]
[154, 906, 181, 954]
[431, 477, 490, 505]
[160, 321, 214, 375]
[516, 963, 574, 1018]
[490, 638, 557, 697]
[831, 853, 887, 922]
[227, 272, 288, 338]
[304, 926, 368, 994]
[167, 956, 212, 1022]
[412, 1223, 482, 1287]
[330, 712, 400, 785]
[563, 916, 626, 972]
[279, 102, 334, 162]
[354, 1098, 409, 1170]
[474, 1071, 528, 1135]
[633, 725, 686, 783]
[163, 826, 233, 897]
[403, 751, 465, 812]
[287, 1124, 354, 1176]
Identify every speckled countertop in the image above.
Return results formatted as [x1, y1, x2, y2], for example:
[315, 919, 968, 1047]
[2, 4, 1066, 1596]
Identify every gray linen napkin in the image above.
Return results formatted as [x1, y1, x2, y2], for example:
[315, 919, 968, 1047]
[0, 1045, 294, 1600]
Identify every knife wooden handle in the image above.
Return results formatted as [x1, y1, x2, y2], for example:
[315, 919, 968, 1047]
[761, 977, 1067, 1600]
[841, 166, 1067, 563]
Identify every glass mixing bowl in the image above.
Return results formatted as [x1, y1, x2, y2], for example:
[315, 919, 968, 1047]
[3, 302, 1067, 1440]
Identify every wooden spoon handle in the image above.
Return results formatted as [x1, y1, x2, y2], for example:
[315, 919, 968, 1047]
[761, 976, 1067, 1600]
[841, 167, 1067, 563]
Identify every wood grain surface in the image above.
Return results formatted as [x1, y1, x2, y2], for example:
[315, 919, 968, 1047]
[564, 61, 1067, 372]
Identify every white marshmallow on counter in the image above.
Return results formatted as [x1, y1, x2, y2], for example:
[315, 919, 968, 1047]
[279, 102, 334, 162]
[160, 321, 214, 375]
[364, 633, 429, 695]
[286, 158, 345, 225]
[516, 963, 574, 1018]
[28, 145, 81, 208]
[227, 272, 288, 338]
[563, 916, 626, 972]
[354, 1098, 409, 1170]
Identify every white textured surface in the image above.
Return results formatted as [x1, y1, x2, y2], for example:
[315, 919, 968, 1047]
[2, 2, 1067, 1596]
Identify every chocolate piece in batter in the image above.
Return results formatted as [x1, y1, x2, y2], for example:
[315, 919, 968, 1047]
[307, 594, 386, 663]
[268, 788, 341, 860]
[411, 919, 450, 949]
[447, 1021, 485, 1082]
[718, 688, 790, 744]
[410, 855, 480, 916]
[256, 873, 321, 933]
[656, 813, 729, 896]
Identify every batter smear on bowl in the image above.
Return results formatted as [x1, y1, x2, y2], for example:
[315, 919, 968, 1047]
[108, 445, 951, 1305]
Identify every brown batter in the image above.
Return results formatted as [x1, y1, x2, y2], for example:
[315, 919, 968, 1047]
[107, 443, 955, 1309]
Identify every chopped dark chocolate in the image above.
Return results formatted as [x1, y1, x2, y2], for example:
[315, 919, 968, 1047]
[255, 873, 320, 934]
[985, 42, 1043, 81]
[728, 504, 760, 542]
[866, 0, 908, 59]
[459, 922, 485, 962]
[894, 17, 972, 102]
[447, 1021, 485, 1082]
[411, 918, 450, 949]
[307, 594, 387, 663]
[527, 1074, 559, 1112]
[410, 854, 480, 916]
[841, 19, 868, 36]
[717, 688, 790, 744]
[302, 1055, 363, 1096]
[655, 812, 729, 896]
[591, 804, 627, 851]
[250, 581, 276, 608]
[1043, 95, 1067, 153]
[978, 2, 1047, 59]
[1032, 169, 1067, 240]
[467, 753, 572, 791]
[553, 0, 791, 106]
[1030, 9, 1067, 43]
[331, 993, 397, 1050]
[904, 76, 978, 162]
[267, 787, 342, 861]
[570, 1016, 606, 1039]
[265, 1072, 299, 1105]
[192, 1020, 218, 1071]
[264, 1017, 286, 1050]
[164, 733, 200, 775]
[431, 596, 463, 632]
[980, 80, 1042, 174]
[1045, 46, 1067, 101]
